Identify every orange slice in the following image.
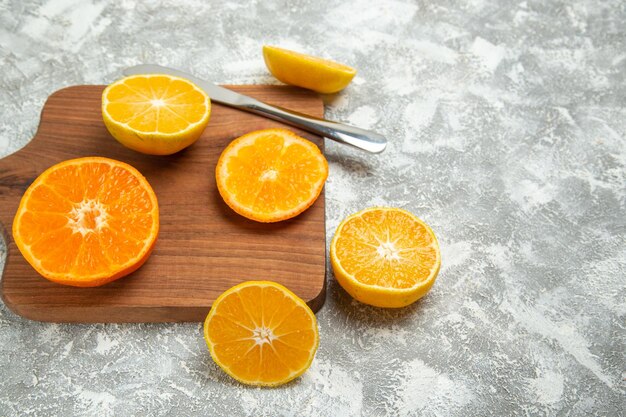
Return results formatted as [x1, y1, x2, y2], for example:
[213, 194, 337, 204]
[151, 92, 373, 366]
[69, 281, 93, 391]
[215, 128, 328, 222]
[204, 281, 319, 387]
[102, 74, 211, 155]
[12, 157, 159, 287]
[263, 45, 357, 94]
[330, 207, 441, 308]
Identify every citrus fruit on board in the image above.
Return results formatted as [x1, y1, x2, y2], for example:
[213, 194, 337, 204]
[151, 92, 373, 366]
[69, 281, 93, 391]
[204, 281, 319, 387]
[12, 157, 159, 287]
[330, 207, 441, 308]
[215, 128, 328, 223]
[263, 45, 357, 94]
[102, 74, 211, 155]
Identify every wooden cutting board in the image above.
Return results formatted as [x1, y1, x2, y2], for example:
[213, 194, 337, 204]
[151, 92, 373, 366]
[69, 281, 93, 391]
[0, 85, 326, 322]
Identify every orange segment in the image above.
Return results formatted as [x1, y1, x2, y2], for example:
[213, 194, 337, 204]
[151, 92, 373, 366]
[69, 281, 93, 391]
[215, 128, 328, 223]
[102, 74, 211, 155]
[12, 157, 159, 287]
[263, 45, 357, 94]
[204, 281, 319, 387]
[330, 207, 441, 308]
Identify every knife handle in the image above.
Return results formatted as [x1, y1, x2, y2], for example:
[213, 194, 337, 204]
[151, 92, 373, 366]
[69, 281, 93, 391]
[241, 100, 387, 153]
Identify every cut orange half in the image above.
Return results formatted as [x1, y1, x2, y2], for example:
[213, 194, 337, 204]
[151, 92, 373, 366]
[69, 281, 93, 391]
[215, 128, 328, 222]
[12, 157, 159, 287]
[204, 281, 319, 387]
[102, 74, 211, 155]
[263, 45, 357, 94]
[330, 207, 441, 308]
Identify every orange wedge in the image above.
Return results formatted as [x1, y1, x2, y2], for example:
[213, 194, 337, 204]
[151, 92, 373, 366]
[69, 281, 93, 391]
[215, 128, 328, 222]
[330, 207, 441, 308]
[102, 74, 211, 155]
[204, 281, 319, 387]
[12, 157, 159, 287]
[263, 45, 357, 94]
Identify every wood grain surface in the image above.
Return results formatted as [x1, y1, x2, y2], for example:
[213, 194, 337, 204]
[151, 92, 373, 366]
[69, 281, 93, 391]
[0, 85, 326, 322]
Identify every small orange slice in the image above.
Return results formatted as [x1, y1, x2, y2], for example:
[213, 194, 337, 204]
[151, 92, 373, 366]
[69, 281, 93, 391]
[204, 281, 319, 387]
[102, 74, 211, 155]
[330, 207, 441, 308]
[215, 128, 328, 222]
[12, 157, 159, 287]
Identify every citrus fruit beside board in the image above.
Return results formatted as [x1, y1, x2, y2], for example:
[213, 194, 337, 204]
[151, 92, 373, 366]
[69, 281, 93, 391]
[215, 128, 328, 222]
[12, 157, 159, 287]
[204, 281, 319, 387]
[330, 207, 441, 308]
[263, 45, 357, 94]
[102, 74, 211, 155]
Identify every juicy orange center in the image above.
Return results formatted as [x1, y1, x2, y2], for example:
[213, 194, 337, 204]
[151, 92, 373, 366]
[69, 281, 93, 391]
[376, 240, 401, 261]
[252, 326, 277, 345]
[260, 169, 278, 181]
[67, 199, 108, 236]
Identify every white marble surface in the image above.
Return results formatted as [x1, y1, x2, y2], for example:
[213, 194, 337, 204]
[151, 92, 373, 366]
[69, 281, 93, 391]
[1, 0, 625, 415]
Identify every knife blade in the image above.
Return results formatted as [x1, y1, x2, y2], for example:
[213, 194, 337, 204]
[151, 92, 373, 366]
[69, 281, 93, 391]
[122, 64, 387, 153]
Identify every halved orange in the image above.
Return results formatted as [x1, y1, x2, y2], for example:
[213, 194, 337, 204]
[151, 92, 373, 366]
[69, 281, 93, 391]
[330, 207, 441, 308]
[102, 74, 211, 155]
[204, 281, 319, 387]
[215, 128, 328, 222]
[12, 157, 159, 287]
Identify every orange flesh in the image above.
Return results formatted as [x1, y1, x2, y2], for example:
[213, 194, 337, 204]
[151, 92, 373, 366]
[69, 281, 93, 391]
[13, 157, 159, 286]
[216, 129, 328, 222]
[333, 209, 438, 289]
[104, 75, 208, 133]
[205, 282, 318, 385]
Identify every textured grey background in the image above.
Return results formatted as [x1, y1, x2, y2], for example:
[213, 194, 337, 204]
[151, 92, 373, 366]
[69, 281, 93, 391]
[1, 0, 625, 416]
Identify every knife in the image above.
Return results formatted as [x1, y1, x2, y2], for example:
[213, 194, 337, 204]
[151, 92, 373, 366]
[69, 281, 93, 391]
[123, 64, 387, 153]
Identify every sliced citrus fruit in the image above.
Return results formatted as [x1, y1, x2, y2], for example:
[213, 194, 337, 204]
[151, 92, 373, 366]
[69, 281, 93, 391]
[102, 74, 211, 155]
[12, 157, 159, 287]
[215, 128, 328, 223]
[330, 207, 441, 308]
[263, 45, 357, 94]
[204, 281, 319, 387]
